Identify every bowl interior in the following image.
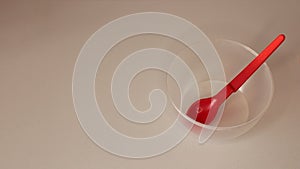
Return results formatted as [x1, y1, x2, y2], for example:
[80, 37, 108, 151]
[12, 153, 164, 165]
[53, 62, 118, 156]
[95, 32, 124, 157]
[166, 39, 274, 131]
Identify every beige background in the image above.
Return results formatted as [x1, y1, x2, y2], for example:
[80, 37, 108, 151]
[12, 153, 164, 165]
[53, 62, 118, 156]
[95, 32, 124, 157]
[1, 0, 300, 168]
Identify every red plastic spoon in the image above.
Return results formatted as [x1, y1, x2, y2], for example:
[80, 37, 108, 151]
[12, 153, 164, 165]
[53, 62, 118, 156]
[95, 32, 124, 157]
[186, 34, 285, 124]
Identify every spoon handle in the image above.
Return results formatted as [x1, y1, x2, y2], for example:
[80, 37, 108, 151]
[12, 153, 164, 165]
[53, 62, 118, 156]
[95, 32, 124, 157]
[218, 34, 285, 100]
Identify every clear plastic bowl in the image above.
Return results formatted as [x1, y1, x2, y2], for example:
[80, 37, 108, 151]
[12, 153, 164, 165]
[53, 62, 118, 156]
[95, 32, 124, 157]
[166, 39, 274, 142]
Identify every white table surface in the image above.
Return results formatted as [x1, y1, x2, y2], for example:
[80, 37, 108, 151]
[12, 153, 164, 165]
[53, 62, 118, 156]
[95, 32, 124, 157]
[1, 0, 299, 168]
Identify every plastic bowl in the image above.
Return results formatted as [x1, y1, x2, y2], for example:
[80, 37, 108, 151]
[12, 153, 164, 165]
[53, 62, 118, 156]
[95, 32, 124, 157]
[167, 39, 274, 142]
